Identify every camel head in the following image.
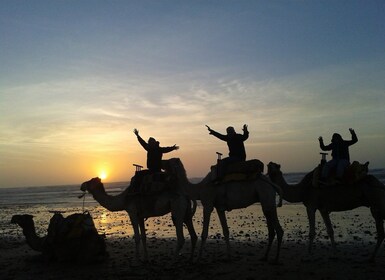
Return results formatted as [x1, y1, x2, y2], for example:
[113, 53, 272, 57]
[267, 162, 282, 180]
[163, 157, 212, 187]
[11, 214, 35, 229]
[163, 158, 193, 185]
[81, 177, 104, 194]
[162, 158, 184, 175]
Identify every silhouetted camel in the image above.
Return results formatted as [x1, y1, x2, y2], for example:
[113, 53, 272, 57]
[80, 177, 197, 262]
[267, 162, 385, 261]
[164, 158, 283, 263]
[11, 213, 106, 263]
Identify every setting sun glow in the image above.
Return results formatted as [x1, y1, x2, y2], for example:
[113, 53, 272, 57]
[99, 171, 108, 180]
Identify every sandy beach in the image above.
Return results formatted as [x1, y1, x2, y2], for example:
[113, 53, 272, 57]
[1, 203, 385, 280]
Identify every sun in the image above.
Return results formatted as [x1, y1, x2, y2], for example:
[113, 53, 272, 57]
[99, 171, 108, 180]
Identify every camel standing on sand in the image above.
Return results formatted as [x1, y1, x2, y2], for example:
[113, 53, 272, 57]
[267, 162, 385, 261]
[164, 158, 284, 263]
[80, 177, 197, 262]
[11, 213, 106, 263]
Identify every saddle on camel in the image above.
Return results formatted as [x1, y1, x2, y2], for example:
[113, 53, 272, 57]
[128, 163, 176, 195]
[208, 153, 282, 211]
[131, 128, 179, 195]
[313, 152, 369, 188]
[211, 152, 265, 184]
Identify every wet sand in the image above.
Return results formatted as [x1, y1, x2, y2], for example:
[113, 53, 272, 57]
[1, 204, 384, 280]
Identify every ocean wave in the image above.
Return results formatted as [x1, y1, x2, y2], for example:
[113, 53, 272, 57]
[1, 170, 384, 206]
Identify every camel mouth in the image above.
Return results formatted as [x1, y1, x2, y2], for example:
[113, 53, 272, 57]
[80, 182, 88, 192]
[10, 215, 18, 224]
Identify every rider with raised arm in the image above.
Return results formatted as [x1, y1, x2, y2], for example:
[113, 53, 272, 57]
[131, 129, 179, 192]
[134, 128, 179, 173]
[206, 125, 249, 163]
[206, 124, 249, 179]
[319, 128, 358, 182]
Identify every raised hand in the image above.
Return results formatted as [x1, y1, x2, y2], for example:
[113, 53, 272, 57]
[206, 125, 213, 134]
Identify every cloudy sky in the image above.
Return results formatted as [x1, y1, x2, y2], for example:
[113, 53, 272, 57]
[1, 0, 384, 188]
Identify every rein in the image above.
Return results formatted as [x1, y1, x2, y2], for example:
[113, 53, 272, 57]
[78, 191, 87, 213]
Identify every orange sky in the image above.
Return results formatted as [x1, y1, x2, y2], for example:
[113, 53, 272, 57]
[1, 1, 384, 188]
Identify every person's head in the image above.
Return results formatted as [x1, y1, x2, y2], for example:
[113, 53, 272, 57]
[148, 137, 159, 148]
[226, 126, 236, 136]
[331, 133, 343, 143]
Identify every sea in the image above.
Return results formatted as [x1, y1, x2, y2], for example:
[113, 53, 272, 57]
[1, 169, 385, 207]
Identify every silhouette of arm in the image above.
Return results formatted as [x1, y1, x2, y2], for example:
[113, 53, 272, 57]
[134, 129, 148, 151]
[319, 136, 332, 151]
[206, 125, 226, 141]
[347, 128, 358, 146]
[161, 145, 179, 153]
[241, 124, 249, 141]
[209, 129, 227, 141]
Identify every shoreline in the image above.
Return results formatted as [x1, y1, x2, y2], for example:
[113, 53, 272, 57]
[1, 204, 385, 279]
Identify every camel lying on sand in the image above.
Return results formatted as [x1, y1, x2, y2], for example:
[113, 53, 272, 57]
[11, 212, 106, 263]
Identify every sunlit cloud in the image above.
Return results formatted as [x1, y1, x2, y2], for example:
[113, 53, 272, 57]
[0, 1, 384, 187]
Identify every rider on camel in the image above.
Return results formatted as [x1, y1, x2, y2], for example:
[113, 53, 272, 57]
[318, 128, 358, 183]
[131, 129, 179, 191]
[206, 124, 249, 179]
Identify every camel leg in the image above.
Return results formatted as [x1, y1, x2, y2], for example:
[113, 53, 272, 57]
[198, 205, 213, 261]
[369, 210, 384, 262]
[272, 211, 284, 263]
[184, 214, 197, 262]
[138, 218, 148, 262]
[260, 209, 283, 263]
[306, 207, 317, 255]
[172, 213, 185, 260]
[216, 209, 231, 260]
[320, 210, 337, 255]
[129, 215, 142, 261]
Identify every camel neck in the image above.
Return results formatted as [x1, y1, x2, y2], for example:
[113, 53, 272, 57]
[24, 226, 38, 239]
[177, 169, 210, 201]
[23, 224, 42, 251]
[90, 187, 129, 211]
[273, 173, 303, 203]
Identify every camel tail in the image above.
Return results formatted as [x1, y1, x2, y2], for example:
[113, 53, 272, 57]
[191, 199, 197, 216]
[260, 175, 283, 207]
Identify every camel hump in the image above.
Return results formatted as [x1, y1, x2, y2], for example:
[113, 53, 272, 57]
[47, 212, 99, 241]
[344, 161, 369, 184]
